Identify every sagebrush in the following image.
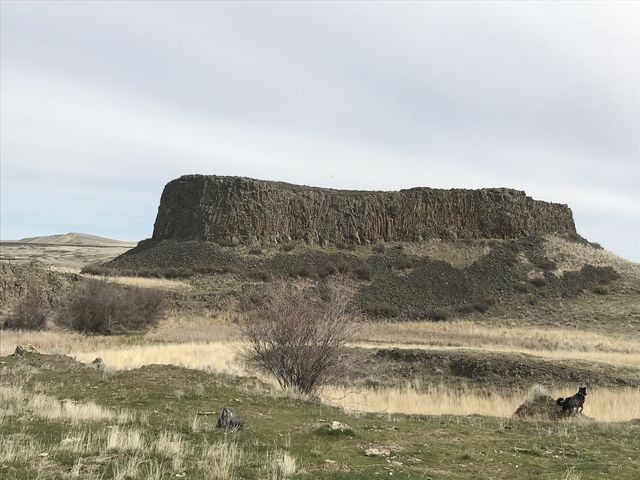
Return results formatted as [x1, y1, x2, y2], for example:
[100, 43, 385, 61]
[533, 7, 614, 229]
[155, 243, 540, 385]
[61, 279, 165, 334]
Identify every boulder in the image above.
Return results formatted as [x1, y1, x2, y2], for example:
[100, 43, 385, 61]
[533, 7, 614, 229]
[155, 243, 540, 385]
[14, 344, 38, 356]
[315, 420, 354, 436]
[514, 384, 563, 420]
[364, 447, 391, 457]
[91, 357, 105, 370]
[216, 407, 245, 429]
[328, 421, 352, 433]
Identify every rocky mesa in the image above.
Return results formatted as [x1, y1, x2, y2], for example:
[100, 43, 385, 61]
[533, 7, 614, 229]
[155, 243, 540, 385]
[152, 175, 576, 245]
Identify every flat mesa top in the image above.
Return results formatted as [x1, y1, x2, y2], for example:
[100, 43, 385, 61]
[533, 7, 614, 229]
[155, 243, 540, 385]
[171, 174, 532, 197]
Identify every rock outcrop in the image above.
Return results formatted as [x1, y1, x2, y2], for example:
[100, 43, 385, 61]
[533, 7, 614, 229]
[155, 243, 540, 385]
[216, 407, 245, 429]
[152, 175, 576, 245]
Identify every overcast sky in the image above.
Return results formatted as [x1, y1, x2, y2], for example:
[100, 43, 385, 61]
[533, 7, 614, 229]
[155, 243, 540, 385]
[1, 1, 638, 260]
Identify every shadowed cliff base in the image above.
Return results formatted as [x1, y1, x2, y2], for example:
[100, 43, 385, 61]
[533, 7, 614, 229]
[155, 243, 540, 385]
[92, 235, 624, 321]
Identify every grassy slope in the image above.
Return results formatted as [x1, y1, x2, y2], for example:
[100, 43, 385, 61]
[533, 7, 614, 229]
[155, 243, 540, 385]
[98, 235, 640, 333]
[336, 347, 640, 391]
[1, 353, 638, 479]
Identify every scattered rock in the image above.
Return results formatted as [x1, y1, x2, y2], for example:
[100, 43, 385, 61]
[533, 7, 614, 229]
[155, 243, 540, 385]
[216, 407, 245, 429]
[91, 357, 104, 370]
[14, 345, 37, 356]
[315, 420, 354, 436]
[364, 447, 391, 457]
[329, 421, 352, 433]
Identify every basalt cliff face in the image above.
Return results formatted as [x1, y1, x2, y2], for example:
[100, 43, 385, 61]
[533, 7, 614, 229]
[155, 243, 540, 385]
[151, 175, 577, 245]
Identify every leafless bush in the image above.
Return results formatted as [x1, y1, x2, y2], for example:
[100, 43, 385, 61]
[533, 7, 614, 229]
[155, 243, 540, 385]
[247, 270, 273, 282]
[240, 282, 353, 395]
[4, 283, 50, 330]
[363, 302, 399, 319]
[371, 243, 385, 254]
[62, 279, 165, 334]
[280, 243, 296, 252]
[352, 263, 373, 281]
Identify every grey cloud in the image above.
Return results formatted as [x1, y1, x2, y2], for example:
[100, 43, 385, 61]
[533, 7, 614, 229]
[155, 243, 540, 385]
[1, 1, 638, 260]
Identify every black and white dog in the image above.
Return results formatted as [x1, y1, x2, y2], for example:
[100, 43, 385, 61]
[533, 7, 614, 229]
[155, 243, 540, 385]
[556, 386, 587, 415]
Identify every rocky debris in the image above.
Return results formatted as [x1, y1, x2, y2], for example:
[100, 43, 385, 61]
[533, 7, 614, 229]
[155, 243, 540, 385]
[216, 407, 245, 429]
[14, 344, 38, 355]
[0, 263, 80, 309]
[315, 420, 354, 436]
[364, 446, 391, 457]
[152, 175, 577, 245]
[514, 384, 563, 420]
[328, 420, 352, 433]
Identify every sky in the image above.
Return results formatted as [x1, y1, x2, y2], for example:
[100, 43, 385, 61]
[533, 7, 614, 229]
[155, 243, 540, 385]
[1, 1, 638, 261]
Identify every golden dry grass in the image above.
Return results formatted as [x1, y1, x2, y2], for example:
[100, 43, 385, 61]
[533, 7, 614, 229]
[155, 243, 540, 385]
[544, 235, 640, 278]
[2, 309, 638, 422]
[0, 383, 135, 424]
[201, 439, 245, 480]
[72, 342, 247, 376]
[403, 239, 491, 268]
[353, 320, 640, 368]
[322, 383, 640, 422]
[0, 243, 132, 270]
[2, 314, 639, 369]
[355, 319, 640, 353]
[82, 274, 192, 290]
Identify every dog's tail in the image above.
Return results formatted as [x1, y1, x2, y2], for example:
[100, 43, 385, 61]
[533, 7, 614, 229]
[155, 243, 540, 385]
[556, 398, 564, 405]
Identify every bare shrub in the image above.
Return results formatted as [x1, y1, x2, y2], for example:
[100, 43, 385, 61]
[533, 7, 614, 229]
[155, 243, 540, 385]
[62, 279, 165, 334]
[456, 304, 475, 314]
[317, 263, 338, 279]
[247, 270, 273, 283]
[4, 282, 50, 330]
[288, 266, 312, 279]
[372, 243, 385, 254]
[529, 277, 547, 288]
[409, 310, 449, 321]
[593, 285, 609, 295]
[363, 303, 399, 319]
[335, 241, 356, 251]
[393, 258, 414, 271]
[81, 264, 114, 276]
[353, 264, 373, 281]
[241, 282, 353, 395]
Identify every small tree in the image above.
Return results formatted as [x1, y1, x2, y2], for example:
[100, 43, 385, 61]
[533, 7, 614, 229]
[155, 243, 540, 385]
[4, 283, 50, 330]
[241, 282, 353, 395]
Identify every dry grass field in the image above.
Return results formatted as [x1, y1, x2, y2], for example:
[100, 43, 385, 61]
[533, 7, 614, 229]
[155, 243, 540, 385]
[0, 242, 134, 271]
[1, 238, 639, 478]
[2, 311, 638, 421]
[323, 384, 640, 422]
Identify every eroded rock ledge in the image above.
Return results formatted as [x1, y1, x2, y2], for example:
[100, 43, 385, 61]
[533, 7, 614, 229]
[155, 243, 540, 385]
[151, 175, 576, 245]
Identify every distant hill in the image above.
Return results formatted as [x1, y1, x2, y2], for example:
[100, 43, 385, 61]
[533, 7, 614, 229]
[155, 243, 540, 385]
[16, 232, 137, 247]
